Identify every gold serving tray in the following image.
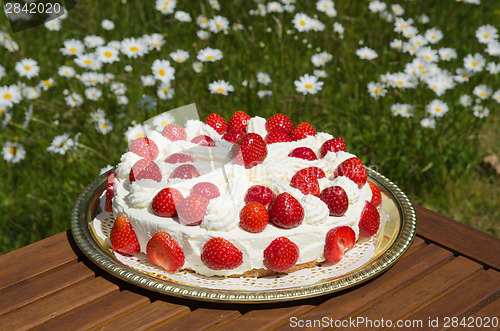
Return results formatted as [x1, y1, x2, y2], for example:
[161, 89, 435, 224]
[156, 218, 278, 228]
[71, 168, 416, 303]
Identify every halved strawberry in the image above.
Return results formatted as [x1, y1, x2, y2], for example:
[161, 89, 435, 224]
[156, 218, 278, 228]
[228, 110, 251, 132]
[110, 214, 140, 255]
[190, 182, 220, 200]
[177, 193, 210, 226]
[319, 186, 349, 216]
[146, 231, 185, 272]
[319, 137, 347, 158]
[129, 137, 159, 159]
[295, 166, 326, 179]
[268, 192, 304, 228]
[263, 237, 299, 273]
[265, 129, 292, 144]
[265, 113, 294, 134]
[222, 130, 245, 143]
[169, 164, 200, 180]
[324, 226, 356, 262]
[162, 124, 187, 141]
[152, 188, 184, 217]
[359, 201, 381, 237]
[368, 181, 382, 207]
[205, 113, 228, 135]
[164, 153, 193, 164]
[201, 237, 243, 270]
[333, 157, 367, 189]
[191, 135, 215, 147]
[288, 147, 317, 161]
[291, 122, 316, 141]
[239, 202, 269, 233]
[290, 170, 320, 196]
[244, 185, 276, 207]
[129, 159, 162, 182]
[231, 133, 268, 169]
[104, 171, 117, 212]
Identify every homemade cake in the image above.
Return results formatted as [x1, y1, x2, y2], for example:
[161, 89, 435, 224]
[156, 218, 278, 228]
[106, 111, 383, 277]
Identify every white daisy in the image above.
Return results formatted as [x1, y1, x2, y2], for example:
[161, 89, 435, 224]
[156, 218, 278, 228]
[193, 62, 203, 73]
[143, 33, 165, 51]
[390, 39, 403, 51]
[393, 17, 414, 34]
[65, 92, 83, 107]
[292, 13, 313, 32]
[157, 83, 175, 100]
[124, 65, 133, 72]
[416, 47, 439, 63]
[155, 0, 177, 14]
[117, 95, 129, 105]
[197, 30, 210, 40]
[125, 123, 152, 143]
[74, 53, 103, 70]
[96, 46, 120, 63]
[85, 87, 102, 101]
[391, 4, 404, 16]
[2, 141, 26, 163]
[44, 19, 62, 31]
[141, 75, 156, 87]
[459, 94, 472, 107]
[151, 59, 175, 84]
[424, 28, 443, 44]
[0, 65, 5, 80]
[333, 22, 344, 37]
[491, 90, 500, 103]
[420, 118, 436, 129]
[294, 74, 324, 95]
[110, 82, 127, 95]
[197, 16, 209, 28]
[96, 118, 113, 135]
[426, 99, 449, 117]
[174, 11, 192, 22]
[409, 35, 428, 49]
[391, 103, 413, 117]
[197, 47, 223, 62]
[38, 78, 55, 91]
[47, 133, 76, 155]
[207, 15, 230, 33]
[368, 0, 386, 13]
[454, 68, 474, 83]
[15, 59, 40, 79]
[418, 14, 430, 24]
[268, 1, 284, 13]
[475, 25, 498, 44]
[60, 39, 84, 56]
[22, 86, 41, 100]
[208, 80, 234, 95]
[257, 90, 273, 99]
[79, 72, 102, 86]
[438, 48, 457, 61]
[0, 85, 22, 108]
[209, 0, 220, 10]
[486, 62, 500, 74]
[356, 47, 378, 60]
[101, 19, 115, 30]
[170, 49, 190, 63]
[313, 69, 328, 78]
[90, 108, 106, 122]
[151, 112, 175, 132]
[367, 81, 387, 99]
[472, 84, 492, 99]
[472, 105, 489, 118]
[121, 37, 148, 58]
[257, 72, 272, 85]
[84, 35, 105, 48]
[486, 40, 500, 57]
[463, 53, 486, 72]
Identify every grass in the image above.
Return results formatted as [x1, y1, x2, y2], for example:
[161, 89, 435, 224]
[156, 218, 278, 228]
[0, 0, 499, 254]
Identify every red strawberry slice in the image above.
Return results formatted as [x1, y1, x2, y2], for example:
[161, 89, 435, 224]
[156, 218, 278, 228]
[359, 201, 381, 237]
[205, 113, 228, 135]
[244, 185, 276, 207]
[110, 214, 140, 255]
[291, 122, 316, 141]
[268, 192, 304, 228]
[162, 124, 187, 141]
[368, 181, 382, 207]
[295, 166, 326, 179]
[190, 182, 220, 200]
[265, 113, 294, 134]
[201, 237, 243, 270]
[191, 135, 215, 147]
[263, 237, 299, 273]
[319, 186, 349, 216]
[169, 164, 200, 180]
[146, 231, 185, 272]
[290, 170, 320, 196]
[231, 133, 268, 169]
[239, 202, 269, 233]
[129, 159, 162, 182]
[222, 130, 245, 143]
[104, 171, 117, 212]
[288, 147, 318, 161]
[333, 157, 367, 188]
[129, 137, 159, 159]
[324, 226, 356, 262]
[265, 129, 292, 144]
[319, 137, 347, 158]
[177, 193, 210, 226]
[152, 187, 184, 217]
[228, 110, 251, 132]
[164, 153, 193, 164]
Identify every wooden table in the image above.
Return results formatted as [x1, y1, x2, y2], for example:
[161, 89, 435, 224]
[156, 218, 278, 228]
[1, 205, 499, 330]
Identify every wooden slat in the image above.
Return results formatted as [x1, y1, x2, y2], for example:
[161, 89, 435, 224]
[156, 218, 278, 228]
[415, 204, 500, 270]
[406, 269, 500, 330]
[0, 231, 80, 291]
[0, 276, 118, 330]
[457, 296, 500, 331]
[274, 244, 452, 331]
[153, 308, 241, 330]
[99, 300, 191, 330]
[0, 262, 95, 315]
[403, 236, 426, 257]
[36, 290, 150, 331]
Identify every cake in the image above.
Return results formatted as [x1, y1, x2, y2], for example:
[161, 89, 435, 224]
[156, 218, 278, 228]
[105, 111, 383, 277]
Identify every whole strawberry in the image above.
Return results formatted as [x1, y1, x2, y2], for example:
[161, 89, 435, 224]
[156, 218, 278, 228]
[359, 201, 381, 237]
[231, 133, 268, 169]
[228, 110, 251, 132]
[129, 137, 159, 159]
[205, 113, 228, 135]
[162, 124, 187, 141]
[147, 231, 185, 272]
[104, 171, 117, 213]
[129, 159, 162, 183]
[222, 130, 245, 143]
[239, 202, 269, 233]
[265, 129, 292, 144]
[295, 166, 326, 179]
[291, 122, 316, 141]
[152, 188, 184, 217]
[201, 237, 243, 270]
[164, 153, 193, 164]
[265, 113, 294, 135]
[244, 185, 276, 207]
[324, 226, 356, 262]
[263, 237, 299, 273]
[177, 193, 210, 226]
[110, 214, 140, 255]
[190, 182, 220, 200]
[288, 147, 318, 161]
[191, 135, 215, 147]
[290, 170, 320, 196]
[333, 157, 367, 189]
[319, 137, 347, 158]
[268, 192, 304, 228]
[319, 186, 349, 216]
[368, 181, 382, 207]
[169, 164, 200, 180]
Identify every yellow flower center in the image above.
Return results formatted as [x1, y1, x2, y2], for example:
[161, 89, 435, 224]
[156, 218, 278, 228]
[375, 88, 382, 94]
[472, 61, 477, 67]
[431, 36, 436, 39]
[84, 60, 92, 64]
[24, 66, 31, 71]
[397, 81, 404, 85]
[480, 92, 486, 96]
[435, 108, 440, 112]
[216, 23, 222, 28]
[70, 47, 76, 53]
[135, 133, 145, 139]
[424, 56, 430, 60]
[158, 69, 165, 76]
[9, 147, 18, 155]
[463, 74, 468, 78]
[202, 19, 207, 23]
[130, 46, 138, 52]
[300, 20, 306, 26]
[177, 57, 183, 62]
[161, 121, 168, 126]
[216, 88, 225, 92]
[101, 123, 107, 129]
[484, 34, 489, 39]
[206, 55, 214, 60]
[44, 80, 52, 87]
[104, 51, 112, 57]
[163, 88, 168, 93]
[4, 93, 12, 99]
[305, 84, 313, 89]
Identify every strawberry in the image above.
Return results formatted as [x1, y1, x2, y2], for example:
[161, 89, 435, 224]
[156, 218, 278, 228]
[146, 231, 185, 272]
[201, 237, 243, 270]
[268, 192, 304, 228]
[164, 153, 193, 164]
[295, 166, 326, 179]
[177, 193, 209, 226]
[359, 201, 381, 237]
[288, 147, 318, 161]
[191, 135, 215, 147]
[205, 113, 228, 135]
[291, 122, 316, 141]
[231, 133, 268, 169]
[104, 171, 117, 212]
[324, 226, 356, 263]
[263, 237, 299, 273]
[152, 188, 184, 217]
[222, 130, 245, 143]
[162, 124, 187, 141]
[129, 137, 159, 159]
[239, 202, 269, 233]
[129, 159, 162, 183]
[319, 186, 349, 216]
[290, 170, 320, 196]
[319, 137, 347, 158]
[190, 182, 220, 200]
[333, 157, 367, 189]
[110, 214, 140, 255]
[265, 113, 294, 134]
[244, 185, 276, 207]
[265, 129, 292, 144]
[169, 164, 200, 180]
[228, 110, 251, 132]
[368, 181, 382, 207]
